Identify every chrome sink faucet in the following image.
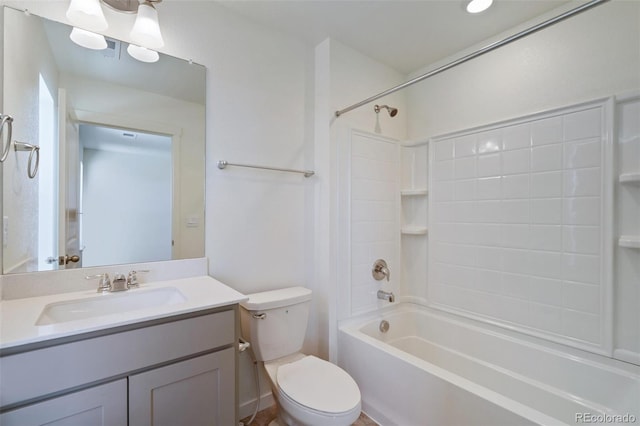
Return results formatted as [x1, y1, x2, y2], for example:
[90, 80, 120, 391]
[111, 274, 128, 292]
[86, 273, 111, 293]
[85, 270, 149, 293]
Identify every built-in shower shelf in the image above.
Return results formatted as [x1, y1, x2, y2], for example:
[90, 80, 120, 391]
[401, 226, 428, 235]
[619, 235, 640, 249]
[619, 172, 640, 184]
[401, 188, 428, 196]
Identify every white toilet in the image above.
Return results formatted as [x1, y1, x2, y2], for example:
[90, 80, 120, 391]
[240, 286, 361, 426]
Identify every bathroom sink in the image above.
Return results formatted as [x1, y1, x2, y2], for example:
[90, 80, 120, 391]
[35, 287, 187, 326]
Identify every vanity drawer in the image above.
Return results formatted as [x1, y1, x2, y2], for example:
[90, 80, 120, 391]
[0, 308, 235, 408]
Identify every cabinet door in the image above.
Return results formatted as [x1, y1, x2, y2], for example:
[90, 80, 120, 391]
[129, 349, 235, 426]
[0, 380, 127, 426]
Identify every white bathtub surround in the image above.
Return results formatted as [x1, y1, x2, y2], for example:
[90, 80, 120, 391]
[428, 98, 614, 355]
[338, 304, 640, 426]
[342, 130, 400, 316]
[399, 141, 429, 302]
[613, 92, 640, 365]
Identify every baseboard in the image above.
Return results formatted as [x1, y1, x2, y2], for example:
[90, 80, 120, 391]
[239, 391, 275, 420]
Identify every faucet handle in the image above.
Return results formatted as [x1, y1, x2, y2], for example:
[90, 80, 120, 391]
[86, 273, 111, 293]
[127, 270, 149, 289]
[372, 259, 390, 282]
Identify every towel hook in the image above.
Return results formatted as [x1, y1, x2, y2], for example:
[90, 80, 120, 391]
[0, 114, 14, 163]
[14, 141, 40, 179]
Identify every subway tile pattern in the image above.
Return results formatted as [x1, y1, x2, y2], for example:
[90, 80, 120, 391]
[351, 132, 399, 315]
[429, 103, 608, 346]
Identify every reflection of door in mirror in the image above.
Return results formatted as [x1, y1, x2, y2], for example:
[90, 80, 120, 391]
[59, 89, 81, 270]
[79, 124, 172, 267]
[38, 74, 59, 271]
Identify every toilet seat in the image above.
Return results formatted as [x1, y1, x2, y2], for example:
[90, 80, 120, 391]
[276, 355, 361, 415]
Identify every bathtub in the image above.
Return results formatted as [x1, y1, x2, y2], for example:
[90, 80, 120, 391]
[338, 303, 640, 426]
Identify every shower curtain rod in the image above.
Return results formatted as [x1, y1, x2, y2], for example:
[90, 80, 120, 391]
[334, 0, 610, 118]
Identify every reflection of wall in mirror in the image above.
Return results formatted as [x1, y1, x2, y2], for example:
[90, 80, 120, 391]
[60, 74, 206, 261]
[3, 10, 58, 273]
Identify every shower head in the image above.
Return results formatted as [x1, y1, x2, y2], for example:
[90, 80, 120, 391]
[374, 104, 398, 117]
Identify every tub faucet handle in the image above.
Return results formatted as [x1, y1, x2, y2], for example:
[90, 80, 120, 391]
[372, 259, 390, 282]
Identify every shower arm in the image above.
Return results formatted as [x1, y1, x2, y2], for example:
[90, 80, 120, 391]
[334, 0, 610, 118]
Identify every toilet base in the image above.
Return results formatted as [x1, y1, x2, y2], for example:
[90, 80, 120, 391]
[262, 354, 361, 426]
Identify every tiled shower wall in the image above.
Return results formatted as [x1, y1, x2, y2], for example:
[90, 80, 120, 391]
[350, 131, 399, 315]
[429, 99, 611, 352]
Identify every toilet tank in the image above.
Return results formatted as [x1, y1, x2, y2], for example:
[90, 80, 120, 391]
[240, 287, 312, 362]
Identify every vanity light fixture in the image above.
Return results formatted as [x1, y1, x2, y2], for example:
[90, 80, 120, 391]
[66, 0, 108, 31]
[70, 27, 108, 50]
[466, 0, 493, 14]
[130, 1, 164, 49]
[127, 44, 160, 63]
[66, 0, 164, 60]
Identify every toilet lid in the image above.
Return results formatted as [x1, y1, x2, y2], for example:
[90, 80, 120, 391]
[277, 355, 361, 414]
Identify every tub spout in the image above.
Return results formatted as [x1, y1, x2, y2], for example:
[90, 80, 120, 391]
[377, 290, 395, 303]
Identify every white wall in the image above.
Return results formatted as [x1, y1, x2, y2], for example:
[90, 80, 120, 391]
[407, 0, 640, 361]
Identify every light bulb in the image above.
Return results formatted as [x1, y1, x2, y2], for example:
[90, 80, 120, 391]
[130, 2, 164, 49]
[70, 27, 107, 50]
[127, 44, 160, 63]
[66, 0, 108, 31]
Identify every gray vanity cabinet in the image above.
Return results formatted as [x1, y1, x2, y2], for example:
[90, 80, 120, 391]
[129, 349, 235, 426]
[0, 380, 127, 426]
[0, 306, 238, 426]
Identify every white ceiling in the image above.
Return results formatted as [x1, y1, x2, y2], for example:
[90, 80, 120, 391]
[216, 0, 571, 74]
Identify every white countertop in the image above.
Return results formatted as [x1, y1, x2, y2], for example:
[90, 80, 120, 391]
[0, 275, 248, 350]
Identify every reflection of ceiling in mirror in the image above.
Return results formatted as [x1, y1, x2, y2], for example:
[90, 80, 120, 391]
[80, 124, 172, 157]
[42, 18, 205, 105]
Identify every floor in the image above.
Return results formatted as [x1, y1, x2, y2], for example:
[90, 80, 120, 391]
[240, 405, 378, 426]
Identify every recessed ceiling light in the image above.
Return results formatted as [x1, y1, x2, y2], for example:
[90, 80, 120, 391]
[466, 0, 493, 14]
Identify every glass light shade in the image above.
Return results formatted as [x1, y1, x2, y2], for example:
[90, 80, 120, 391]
[127, 44, 160, 63]
[466, 0, 493, 13]
[70, 27, 108, 50]
[130, 3, 164, 49]
[66, 0, 108, 31]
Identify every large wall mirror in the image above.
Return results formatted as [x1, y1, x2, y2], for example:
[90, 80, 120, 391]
[2, 7, 206, 274]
